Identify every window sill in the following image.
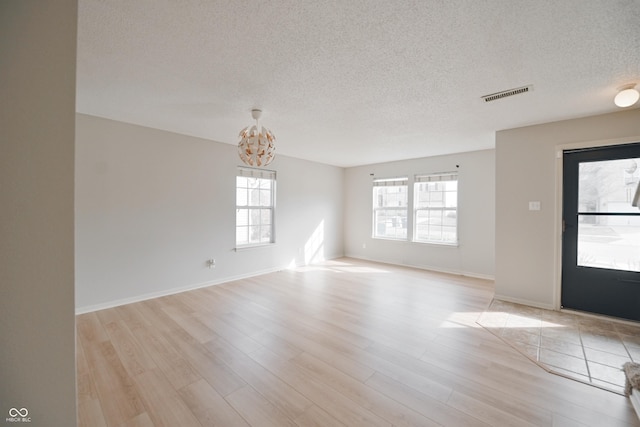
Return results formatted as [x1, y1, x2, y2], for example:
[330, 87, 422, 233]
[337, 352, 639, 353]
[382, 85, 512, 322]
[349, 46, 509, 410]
[413, 240, 459, 247]
[234, 243, 275, 251]
[372, 237, 459, 247]
[372, 237, 408, 242]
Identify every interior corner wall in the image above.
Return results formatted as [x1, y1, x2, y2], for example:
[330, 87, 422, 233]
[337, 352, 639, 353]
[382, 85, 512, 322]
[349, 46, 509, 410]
[495, 109, 640, 309]
[0, 1, 78, 426]
[343, 149, 495, 279]
[75, 114, 344, 312]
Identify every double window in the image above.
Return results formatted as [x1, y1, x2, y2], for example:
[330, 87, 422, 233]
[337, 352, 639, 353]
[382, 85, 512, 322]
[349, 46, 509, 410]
[236, 167, 276, 247]
[373, 172, 458, 245]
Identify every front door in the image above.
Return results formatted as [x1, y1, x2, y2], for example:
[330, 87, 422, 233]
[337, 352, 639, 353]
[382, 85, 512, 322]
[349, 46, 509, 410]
[562, 143, 640, 321]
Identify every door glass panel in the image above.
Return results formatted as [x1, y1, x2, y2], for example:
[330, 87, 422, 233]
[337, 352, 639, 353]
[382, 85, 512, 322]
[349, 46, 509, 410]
[577, 158, 640, 272]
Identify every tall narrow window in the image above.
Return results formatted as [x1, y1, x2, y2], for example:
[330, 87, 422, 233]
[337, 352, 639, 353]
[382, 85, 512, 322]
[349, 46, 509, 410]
[414, 172, 458, 244]
[372, 177, 408, 239]
[236, 167, 276, 247]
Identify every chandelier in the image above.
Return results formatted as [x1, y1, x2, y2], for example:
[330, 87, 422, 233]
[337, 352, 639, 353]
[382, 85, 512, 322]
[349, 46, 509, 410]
[238, 109, 276, 167]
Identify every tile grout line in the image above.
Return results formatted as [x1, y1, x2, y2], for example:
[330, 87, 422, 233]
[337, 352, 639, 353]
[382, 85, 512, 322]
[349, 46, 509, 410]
[619, 331, 635, 362]
[577, 327, 593, 385]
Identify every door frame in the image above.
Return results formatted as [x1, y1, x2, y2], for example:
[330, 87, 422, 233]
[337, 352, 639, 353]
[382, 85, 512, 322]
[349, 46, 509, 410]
[554, 135, 640, 312]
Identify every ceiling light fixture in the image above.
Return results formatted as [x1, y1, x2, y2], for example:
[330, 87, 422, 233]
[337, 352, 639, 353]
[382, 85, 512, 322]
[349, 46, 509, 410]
[614, 84, 640, 108]
[238, 109, 276, 167]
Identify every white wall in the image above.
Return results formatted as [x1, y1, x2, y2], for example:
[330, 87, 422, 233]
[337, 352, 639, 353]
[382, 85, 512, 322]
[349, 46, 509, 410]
[495, 109, 640, 309]
[344, 150, 495, 278]
[75, 114, 344, 312]
[0, 2, 77, 426]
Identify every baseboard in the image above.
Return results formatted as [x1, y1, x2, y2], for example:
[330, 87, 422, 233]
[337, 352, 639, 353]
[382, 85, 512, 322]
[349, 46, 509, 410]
[75, 266, 284, 315]
[344, 254, 494, 281]
[492, 294, 555, 311]
[75, 254, 347, 315]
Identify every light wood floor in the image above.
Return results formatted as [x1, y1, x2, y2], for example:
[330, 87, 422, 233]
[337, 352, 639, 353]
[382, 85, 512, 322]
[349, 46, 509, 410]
[76, 258, 640, 427]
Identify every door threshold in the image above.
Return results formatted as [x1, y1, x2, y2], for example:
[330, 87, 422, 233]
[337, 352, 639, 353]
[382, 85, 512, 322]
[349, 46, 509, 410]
[560, 308, 640, 327]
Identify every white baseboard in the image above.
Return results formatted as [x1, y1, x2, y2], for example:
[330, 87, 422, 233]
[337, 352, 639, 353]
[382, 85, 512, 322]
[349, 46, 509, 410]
[75, 266, 284, 315]
[344, 254, 495, 281]
[492, 294, 555, 311]
[75, 253, 347, 315]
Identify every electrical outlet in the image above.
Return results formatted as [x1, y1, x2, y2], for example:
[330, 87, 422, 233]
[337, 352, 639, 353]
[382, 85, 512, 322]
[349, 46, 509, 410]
[207, 259, 216, 269]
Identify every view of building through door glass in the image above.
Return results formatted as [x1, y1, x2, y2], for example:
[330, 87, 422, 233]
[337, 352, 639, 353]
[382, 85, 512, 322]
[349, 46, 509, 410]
[577, 157, 640, 272]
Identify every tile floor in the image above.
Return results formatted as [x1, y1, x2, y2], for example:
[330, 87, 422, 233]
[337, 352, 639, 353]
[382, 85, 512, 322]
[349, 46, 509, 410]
[477, 299, 640, 395]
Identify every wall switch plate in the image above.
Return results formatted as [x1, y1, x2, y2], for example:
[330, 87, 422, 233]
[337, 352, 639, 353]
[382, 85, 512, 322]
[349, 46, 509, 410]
[529, 201, 541, 211]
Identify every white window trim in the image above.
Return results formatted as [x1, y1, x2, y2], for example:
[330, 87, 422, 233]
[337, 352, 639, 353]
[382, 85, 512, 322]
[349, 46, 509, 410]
[413, 172, 458, 246]
[372, 176, 409, 240]
[235, 166, 276, 249]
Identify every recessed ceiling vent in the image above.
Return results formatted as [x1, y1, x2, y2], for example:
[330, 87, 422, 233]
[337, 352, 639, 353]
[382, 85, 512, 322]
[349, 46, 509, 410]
[481, 85, 532, 102]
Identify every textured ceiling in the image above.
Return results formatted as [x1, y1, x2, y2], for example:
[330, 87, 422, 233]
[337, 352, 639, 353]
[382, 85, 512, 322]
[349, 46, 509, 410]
[76, 0, 640, 167]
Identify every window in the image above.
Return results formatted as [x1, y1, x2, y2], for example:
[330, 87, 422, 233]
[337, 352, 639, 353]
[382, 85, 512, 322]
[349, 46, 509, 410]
[236, 167, 276, 247]
[372, 177, 408, 239]
[414, 172, 458, 244]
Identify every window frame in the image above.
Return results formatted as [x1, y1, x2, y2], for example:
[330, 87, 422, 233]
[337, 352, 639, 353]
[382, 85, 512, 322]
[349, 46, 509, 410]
[235, 166, 276, 249]
[412, 172, 458, 246]
[372, 177, 409, 240]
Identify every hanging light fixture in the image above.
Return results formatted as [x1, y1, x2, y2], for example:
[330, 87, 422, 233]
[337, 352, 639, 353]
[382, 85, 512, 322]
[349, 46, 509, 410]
[237, 109, 276, 167]
[614, 83, 639, 108]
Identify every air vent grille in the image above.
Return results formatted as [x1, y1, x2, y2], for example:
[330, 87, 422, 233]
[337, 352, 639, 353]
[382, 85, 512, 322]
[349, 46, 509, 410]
[482, 85, 532, 102]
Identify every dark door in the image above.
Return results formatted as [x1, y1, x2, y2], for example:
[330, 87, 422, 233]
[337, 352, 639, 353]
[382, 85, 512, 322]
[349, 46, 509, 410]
[562, 143, 640, 321]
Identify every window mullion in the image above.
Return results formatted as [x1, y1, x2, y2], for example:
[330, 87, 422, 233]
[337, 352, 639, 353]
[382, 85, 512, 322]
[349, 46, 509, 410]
[406, 175, 414, 242]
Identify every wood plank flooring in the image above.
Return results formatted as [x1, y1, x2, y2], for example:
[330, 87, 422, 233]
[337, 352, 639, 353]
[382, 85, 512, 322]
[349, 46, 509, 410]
[76, 258, 640, 426]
